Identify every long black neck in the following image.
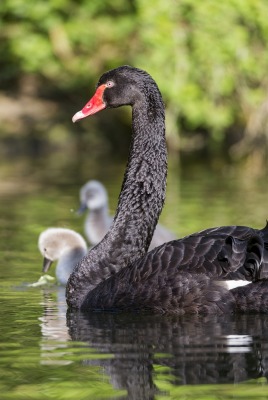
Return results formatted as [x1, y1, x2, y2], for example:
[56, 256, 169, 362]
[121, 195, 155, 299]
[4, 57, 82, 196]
[66, 91, 167, 309]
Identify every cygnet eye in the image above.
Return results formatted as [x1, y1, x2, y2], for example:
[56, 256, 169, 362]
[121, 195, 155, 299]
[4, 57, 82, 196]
[44, 248, 47, 252]
[106, 81, 114, 88]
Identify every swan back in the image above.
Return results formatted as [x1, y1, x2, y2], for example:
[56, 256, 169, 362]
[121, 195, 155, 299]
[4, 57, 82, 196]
[149, 223, 176, 251]
[38, 228, 87, 285]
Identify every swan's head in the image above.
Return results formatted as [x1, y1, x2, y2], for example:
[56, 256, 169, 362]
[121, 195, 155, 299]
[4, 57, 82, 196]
[78, 180, 108, 212]
[38, 227, 87, 273]
[72, 65, 161, 122]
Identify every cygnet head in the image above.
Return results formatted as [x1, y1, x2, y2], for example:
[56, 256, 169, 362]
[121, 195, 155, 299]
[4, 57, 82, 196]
[38, 227, 87, 274]
[79, 180, 108, 212]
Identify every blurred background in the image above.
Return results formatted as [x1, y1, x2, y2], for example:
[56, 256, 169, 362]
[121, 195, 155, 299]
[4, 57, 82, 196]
[1, 0, 268, 252]
[1, 0, 268, 164]
[1, 5, 268, 397]
[1, 0, 268, 247]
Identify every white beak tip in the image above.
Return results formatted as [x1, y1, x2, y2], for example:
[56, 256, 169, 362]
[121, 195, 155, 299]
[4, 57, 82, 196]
[72, 110, 84, 123]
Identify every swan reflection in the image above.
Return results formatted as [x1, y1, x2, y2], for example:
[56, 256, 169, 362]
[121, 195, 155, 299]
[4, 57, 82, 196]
[65, 311, 268, 396]
[38, 289, 268, 396]
[39, 287, 71, 365]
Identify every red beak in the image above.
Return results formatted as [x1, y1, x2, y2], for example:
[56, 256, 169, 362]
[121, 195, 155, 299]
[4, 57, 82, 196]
[72, 84, 107, 123]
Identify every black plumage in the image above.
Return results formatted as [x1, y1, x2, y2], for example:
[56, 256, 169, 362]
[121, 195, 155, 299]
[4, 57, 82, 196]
[67, 66, 268, 314]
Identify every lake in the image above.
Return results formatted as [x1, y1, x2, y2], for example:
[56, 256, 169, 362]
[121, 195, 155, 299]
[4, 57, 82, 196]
[1, 150, 268, 399]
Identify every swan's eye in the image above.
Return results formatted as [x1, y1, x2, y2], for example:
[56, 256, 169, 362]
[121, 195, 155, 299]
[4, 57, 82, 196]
[44, 248, 47, 252]
[106, 81, 114, 88]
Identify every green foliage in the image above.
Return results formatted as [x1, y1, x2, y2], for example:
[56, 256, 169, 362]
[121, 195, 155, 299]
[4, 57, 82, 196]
[1, 0, 268, 153]
[0, 0, 136, 89]
[136, 0, 268, 145]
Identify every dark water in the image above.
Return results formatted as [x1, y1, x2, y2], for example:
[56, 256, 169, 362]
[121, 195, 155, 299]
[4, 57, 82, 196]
[1, 152, 268, 399]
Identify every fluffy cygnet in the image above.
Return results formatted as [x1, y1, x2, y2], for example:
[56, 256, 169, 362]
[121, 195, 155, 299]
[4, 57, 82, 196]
[38, 227, 87, 285]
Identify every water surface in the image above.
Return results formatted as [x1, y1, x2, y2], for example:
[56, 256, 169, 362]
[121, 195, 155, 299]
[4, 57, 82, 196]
[1, 152, 268, 399]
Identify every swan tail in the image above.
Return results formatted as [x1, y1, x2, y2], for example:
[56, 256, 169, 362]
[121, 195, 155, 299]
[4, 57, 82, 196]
[231, 280, 268, 313]
[261, 221, 268, 246]
[244, 235, 265, 280]
[226, 234, 266, 281]
[258, 222, 268, 279]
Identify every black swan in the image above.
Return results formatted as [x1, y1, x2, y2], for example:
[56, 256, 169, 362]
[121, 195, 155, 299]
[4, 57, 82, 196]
[39, 228, 87, 285]
[67, 65, 268, 314]
[78, 179, 176, 250]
